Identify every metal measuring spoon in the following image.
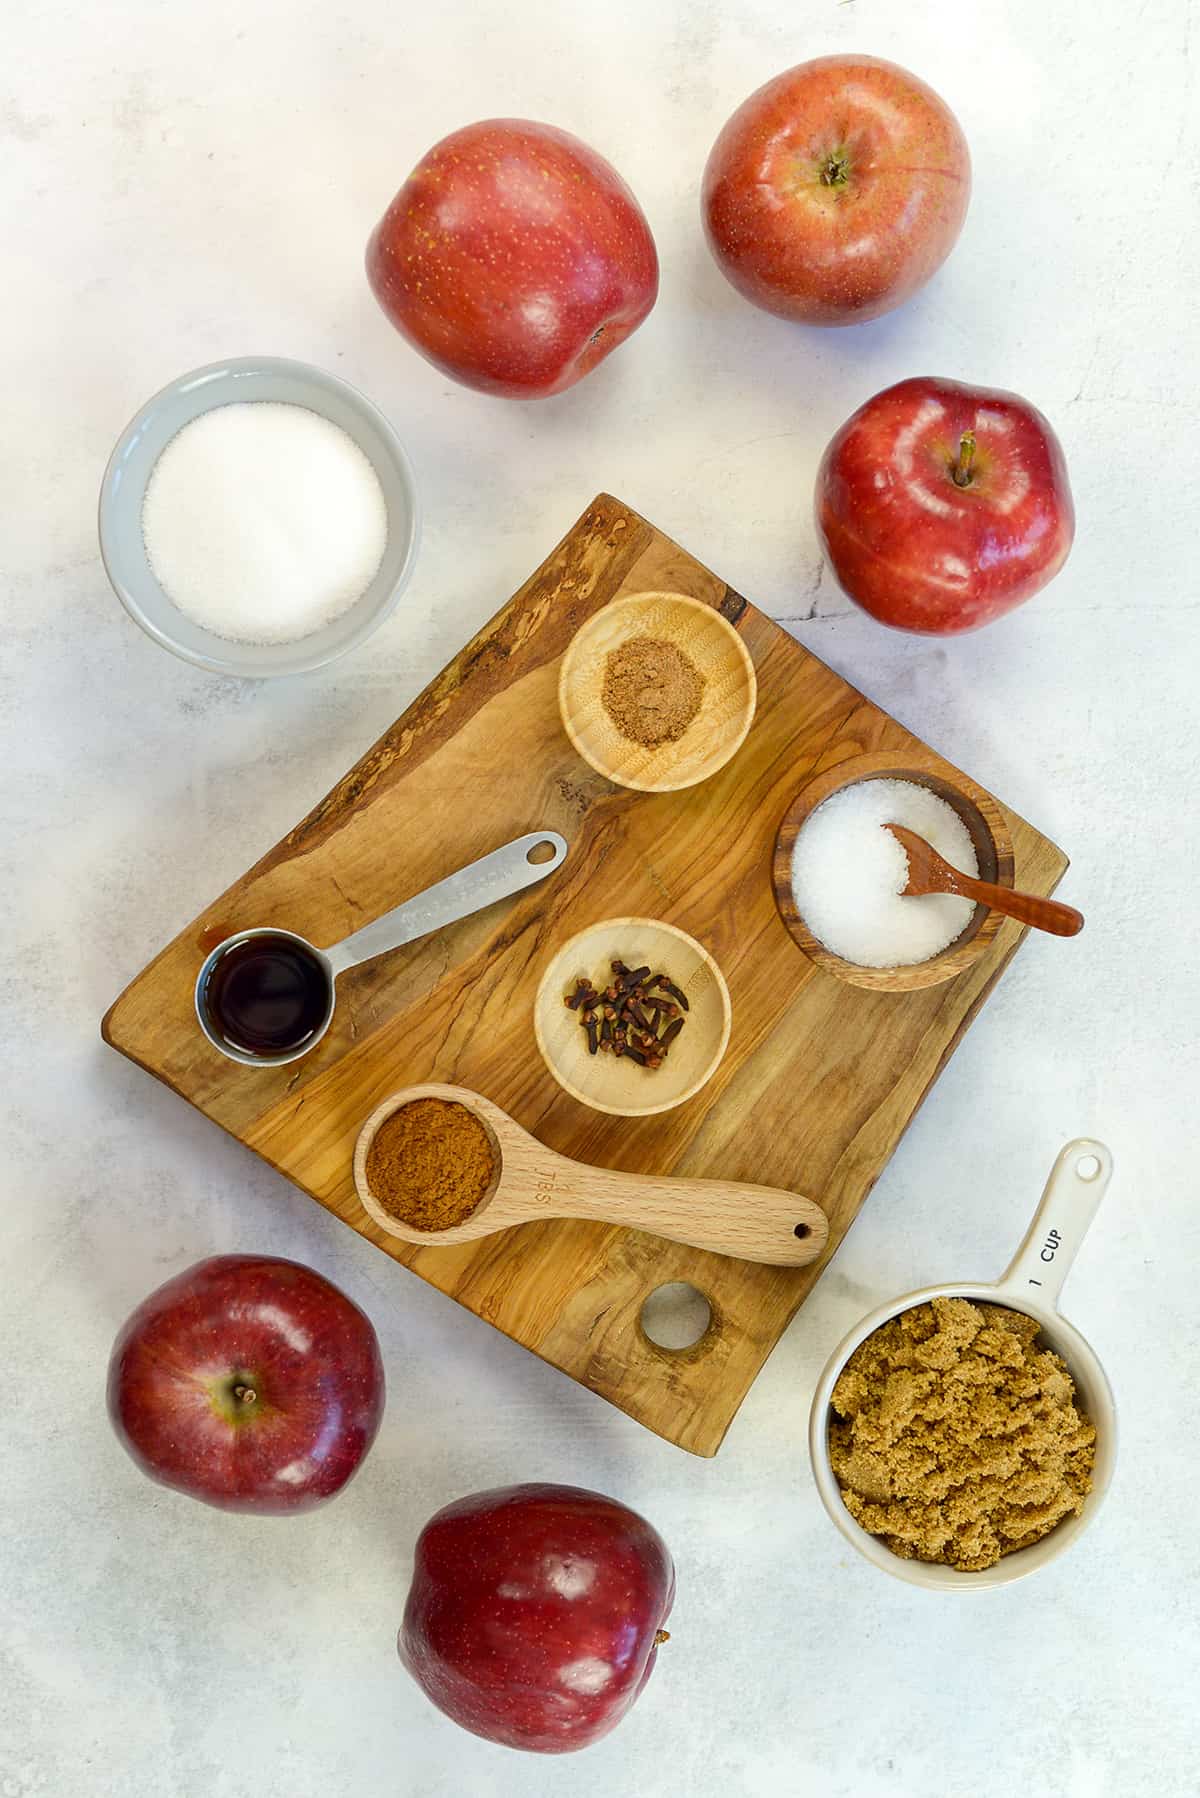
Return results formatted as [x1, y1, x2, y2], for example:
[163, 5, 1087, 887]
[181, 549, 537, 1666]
[195, 830, 568, 1068]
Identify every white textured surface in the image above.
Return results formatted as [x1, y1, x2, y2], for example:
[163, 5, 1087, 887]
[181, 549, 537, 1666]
[2, 2, 1197, 1794]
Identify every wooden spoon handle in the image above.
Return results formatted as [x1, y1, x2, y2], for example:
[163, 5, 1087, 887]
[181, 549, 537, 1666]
[564, 1171, 828, 1267]
[957, 876, 1084, 938]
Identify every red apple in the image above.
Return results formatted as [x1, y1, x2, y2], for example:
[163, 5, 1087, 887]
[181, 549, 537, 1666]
[815, 376, 1075, 633]
[702, 55, 970, 325]
[399, 1482, 674, 1753]
[107, 1255, 385, 1513]
[366, 120, 658, 398]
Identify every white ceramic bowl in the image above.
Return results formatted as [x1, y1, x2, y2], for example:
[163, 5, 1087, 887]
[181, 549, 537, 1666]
[98, 356, 420, 677]
[809, 1139, 1117, 1591]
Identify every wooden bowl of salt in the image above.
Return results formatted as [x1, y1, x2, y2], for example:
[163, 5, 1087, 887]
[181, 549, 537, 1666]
[558, 591, 756, 793]
[772, 750, 1015, 993]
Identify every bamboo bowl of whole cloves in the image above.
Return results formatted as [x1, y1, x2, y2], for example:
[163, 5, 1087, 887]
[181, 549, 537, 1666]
[533, 917, 731, 1118]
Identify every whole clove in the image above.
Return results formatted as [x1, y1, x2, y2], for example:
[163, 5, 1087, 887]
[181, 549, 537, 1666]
[648, 975, 690, 1011]
[566, 955, 690, 1074]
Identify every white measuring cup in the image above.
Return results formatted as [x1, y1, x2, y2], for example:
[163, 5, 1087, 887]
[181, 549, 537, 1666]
[809, 1139, 1116, 1590]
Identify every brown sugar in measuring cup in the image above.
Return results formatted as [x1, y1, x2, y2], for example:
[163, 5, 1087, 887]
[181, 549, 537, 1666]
[363, 1097, 497, 1231]
[808, 1139, 1117, 1590]
[828, 1295, 1096, 1571]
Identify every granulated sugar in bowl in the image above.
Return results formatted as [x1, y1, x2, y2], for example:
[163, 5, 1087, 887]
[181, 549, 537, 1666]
[791, 777, 979, 967]
[141, 401, 388, 645]
[100, 357, 419, 677]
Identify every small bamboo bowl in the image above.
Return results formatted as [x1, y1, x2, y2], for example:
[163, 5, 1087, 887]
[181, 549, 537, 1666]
[558, 591, 757, 793]
[772, 750, 1015, 993]
[534, 916, 732, 1117]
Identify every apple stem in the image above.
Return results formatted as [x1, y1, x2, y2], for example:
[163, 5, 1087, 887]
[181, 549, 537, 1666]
[952, 431, 977, 488]
[233, 1383, 257, 1405]
[654, 1630, 670, 1646]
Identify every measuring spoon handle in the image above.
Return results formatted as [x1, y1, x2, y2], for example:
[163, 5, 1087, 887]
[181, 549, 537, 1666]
[323, 831, 568, 977]
[566, 1170, 828, 1268]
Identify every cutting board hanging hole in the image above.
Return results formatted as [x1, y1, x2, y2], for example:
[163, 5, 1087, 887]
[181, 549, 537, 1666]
[641, 1282, 713, 1351]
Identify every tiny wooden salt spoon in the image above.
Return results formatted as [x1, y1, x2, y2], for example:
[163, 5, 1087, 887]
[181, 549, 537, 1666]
[354, 1083, 828, 1267]
[885, 823, 1084, 938]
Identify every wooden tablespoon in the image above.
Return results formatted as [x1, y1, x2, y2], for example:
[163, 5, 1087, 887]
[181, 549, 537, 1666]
[885, 824, 1084, 938]
[353, 1083, 828, 1267]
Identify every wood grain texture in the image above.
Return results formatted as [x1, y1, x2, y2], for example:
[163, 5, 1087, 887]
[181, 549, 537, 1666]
[352, 1084, 828, 1266]
[772, 750, 1016, 993]
[101, 494, 1068, 1456]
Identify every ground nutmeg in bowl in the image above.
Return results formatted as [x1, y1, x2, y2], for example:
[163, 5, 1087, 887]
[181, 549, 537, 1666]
[601, 635, 705, 748]
[828, 1296, 1095, 1572]
[364, 1097, 496, 1232]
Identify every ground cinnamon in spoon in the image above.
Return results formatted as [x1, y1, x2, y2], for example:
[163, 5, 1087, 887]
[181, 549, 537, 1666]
[602, 635, 705, 747]
[365, 1098, 496, 1231]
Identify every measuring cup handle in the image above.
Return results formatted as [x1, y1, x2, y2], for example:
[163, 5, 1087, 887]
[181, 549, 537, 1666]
[996, 1138, 1113, 1309]
[323, 831, 568, 977]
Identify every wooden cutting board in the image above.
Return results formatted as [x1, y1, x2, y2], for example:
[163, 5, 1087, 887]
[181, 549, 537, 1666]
[102, 494, 1067, 1456]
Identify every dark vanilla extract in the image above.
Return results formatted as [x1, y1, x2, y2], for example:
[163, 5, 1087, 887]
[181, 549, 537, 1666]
[203, 934, 330, 1056]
